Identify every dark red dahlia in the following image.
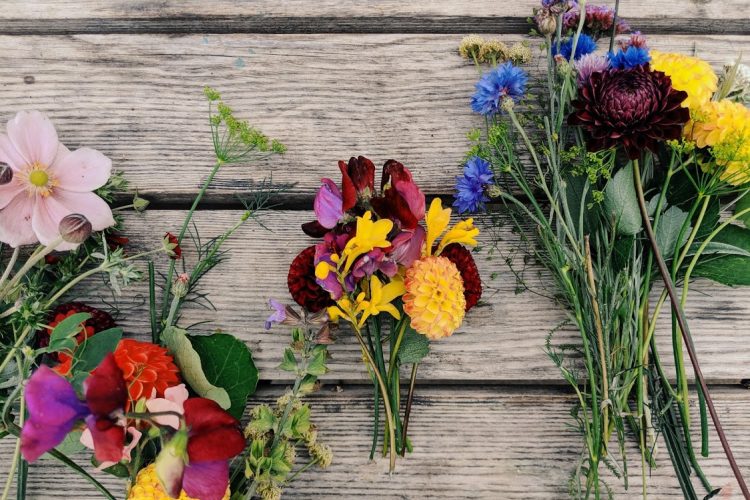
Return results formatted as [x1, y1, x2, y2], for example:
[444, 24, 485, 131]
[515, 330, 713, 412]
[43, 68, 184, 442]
[39, 302, 117, 356]
[441, 243, 482, 312]
[288, 246, 335, 313]
[568, 66, 689, 160]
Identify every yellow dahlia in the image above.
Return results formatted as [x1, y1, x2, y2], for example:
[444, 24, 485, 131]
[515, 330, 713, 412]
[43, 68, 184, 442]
[127, 464, 230, 500]
[686, 99, 750, 185]
[403, 256, 466, 340]
[649, 51, 718, 110]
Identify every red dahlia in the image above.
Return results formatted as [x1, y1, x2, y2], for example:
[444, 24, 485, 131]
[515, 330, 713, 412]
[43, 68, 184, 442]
[568, 66, 689, 160]
[440, 243, 482, 311]
[41, 302, 116, 357]
[288, 246, 335, 313]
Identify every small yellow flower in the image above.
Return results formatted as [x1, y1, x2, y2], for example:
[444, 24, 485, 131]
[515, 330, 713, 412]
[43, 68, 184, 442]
[650, 51, 718, 110]
[327, 297, 357, 324]
[127, 464, 230, 500]
[355, 275, 405, 327]
[436, 218, 479, 255]
[341, 211, 393, 272]
[686, 99, 750, 185]
[425, 198, 451, 256]
[403, 256, 466, 340]
[458, 35, 485, 59]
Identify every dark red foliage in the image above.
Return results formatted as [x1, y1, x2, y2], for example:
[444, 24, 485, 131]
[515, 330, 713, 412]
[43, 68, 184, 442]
[569, 66, 689, 160]
[441, 243, 482, 312]
[288, 246, 335, 313]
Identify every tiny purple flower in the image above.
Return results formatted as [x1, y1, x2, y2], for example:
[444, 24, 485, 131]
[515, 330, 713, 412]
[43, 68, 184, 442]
[264, 299, 287, 330]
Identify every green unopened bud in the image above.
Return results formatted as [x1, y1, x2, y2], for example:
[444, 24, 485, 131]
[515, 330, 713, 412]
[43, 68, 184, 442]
[487, 184, 503, 198]
[59, 214, 92, 244]
[0, 163, 12, 185]
[132, 193, 150, 212]
[171, 273, 190, 298]
[155, 430, 188, 498]
[536, 11, 557, 36]
[508, 42, 532, 65]
[458, 35, 485, 60]
[500, 97, 516, 113]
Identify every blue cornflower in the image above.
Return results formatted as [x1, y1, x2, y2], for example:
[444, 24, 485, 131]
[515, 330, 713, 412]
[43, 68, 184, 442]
[553, 33, 597, 61]
[453, 156, 494, 214]
[608, 46, 650, 69]
[471, 62, 528, 117]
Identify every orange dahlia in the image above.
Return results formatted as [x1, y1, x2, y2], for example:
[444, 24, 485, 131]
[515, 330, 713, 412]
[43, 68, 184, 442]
[403, 255, 466, 340]
[114, 339, 181, 404]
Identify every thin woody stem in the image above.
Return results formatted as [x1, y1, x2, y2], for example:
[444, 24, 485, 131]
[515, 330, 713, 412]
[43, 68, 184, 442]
[631, 159, 749, 499]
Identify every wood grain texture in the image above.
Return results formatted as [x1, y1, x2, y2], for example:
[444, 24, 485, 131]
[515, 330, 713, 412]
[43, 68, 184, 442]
[1, 1, 748, 35]
[0, 34, 747, 205]
[1, 386, 748, 498]
[62, 209, 750, 384]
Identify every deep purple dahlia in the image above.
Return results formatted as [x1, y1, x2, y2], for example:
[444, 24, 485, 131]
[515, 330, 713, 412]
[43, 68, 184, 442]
[568, 66, 689, 160]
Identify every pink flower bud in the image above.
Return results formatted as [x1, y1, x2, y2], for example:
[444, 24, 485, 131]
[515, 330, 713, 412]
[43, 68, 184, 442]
[59, 214, 92, 244]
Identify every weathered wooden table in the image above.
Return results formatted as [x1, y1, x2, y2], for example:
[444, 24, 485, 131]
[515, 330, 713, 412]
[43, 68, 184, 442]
[1, 1, 749, 498]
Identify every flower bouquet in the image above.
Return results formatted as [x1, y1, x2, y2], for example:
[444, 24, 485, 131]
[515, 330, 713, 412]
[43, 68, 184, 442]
[1, 89, 332, 500]
[281, 156, 482, 470]
[456, 1, 750, 497]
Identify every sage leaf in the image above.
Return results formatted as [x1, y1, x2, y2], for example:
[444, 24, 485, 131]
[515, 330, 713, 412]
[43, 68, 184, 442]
[655, 205, 690, 259]
[162, 326, 231, 410]
[604, 163, 642, 236]
[398, 322, 430, 364]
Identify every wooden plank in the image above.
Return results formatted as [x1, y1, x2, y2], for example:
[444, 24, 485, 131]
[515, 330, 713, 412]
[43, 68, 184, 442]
[1, 1, 748, 35]
[0, 34, 747, 205]
[1, 385, 748, 498]
[60, 209, 750, 384]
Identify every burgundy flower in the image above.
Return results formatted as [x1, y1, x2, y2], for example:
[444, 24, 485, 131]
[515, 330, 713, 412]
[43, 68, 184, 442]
[568, 66, 689, 160]
[156, 398, 245, 500]
[440, 243, 482, 311]
[339, 156, 376, 211]
[563, 4, 630, 37]
[165, 232, 181, 260]
[371, 160, 426, 229]
[288, 246, 335, 312]
[21, 353, 128, 463]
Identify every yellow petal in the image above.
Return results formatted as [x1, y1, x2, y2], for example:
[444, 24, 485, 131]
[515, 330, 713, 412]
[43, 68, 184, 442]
[425, 198, 451, 256]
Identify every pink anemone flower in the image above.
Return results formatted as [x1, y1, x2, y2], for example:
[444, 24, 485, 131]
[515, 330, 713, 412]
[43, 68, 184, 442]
[0, 111, 115, 250]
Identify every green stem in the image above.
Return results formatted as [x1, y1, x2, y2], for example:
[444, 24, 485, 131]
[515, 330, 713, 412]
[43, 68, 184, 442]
[161, 160, 223, 319]
[0, 237, 63, 298]
[400, 363, 419, 456]
[0, 247, 20, 290]
[148, 261, 158, 343]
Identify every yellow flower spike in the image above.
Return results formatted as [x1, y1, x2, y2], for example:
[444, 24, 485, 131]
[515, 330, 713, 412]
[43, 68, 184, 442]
[341, 212, 394, 272]
[425, 198, 451, 256]
[355, 275, 406, 328]
[436, 218, 480, 255]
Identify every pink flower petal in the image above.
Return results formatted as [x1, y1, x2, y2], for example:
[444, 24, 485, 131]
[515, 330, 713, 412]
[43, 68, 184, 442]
[0, 134, 27, 171]
[51, 147, 111, 192]
[31, 195, 76, 250]
[6, 111, 59, 167]
[52, 189, 115, 231]
[0, 179, 24, 210]
[0, 194, 37, 247]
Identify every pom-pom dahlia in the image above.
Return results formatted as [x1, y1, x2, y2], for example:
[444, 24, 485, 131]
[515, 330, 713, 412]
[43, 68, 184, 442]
[569, 66, 690, 159]
[649, 51, 718, 110]
[288, 245, 335, 312]
[403, 255, 466, 340]
[114, 339, 181, 403]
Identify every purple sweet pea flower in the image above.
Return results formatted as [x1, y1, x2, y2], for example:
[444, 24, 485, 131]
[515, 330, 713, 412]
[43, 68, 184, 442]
[351, 248, 398, 279]
[314, 178, 344, 229]
[390, 227, 426, 268]
[264, 299, 287, 329]
[21, 365, 89, 462]
[182, 460, 230, 500]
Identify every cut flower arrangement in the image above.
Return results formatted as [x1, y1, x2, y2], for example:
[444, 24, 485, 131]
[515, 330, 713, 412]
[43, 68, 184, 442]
[277, 156, 482, 471]
[0, 89, 332, 500]
[456, 0, 750, 498]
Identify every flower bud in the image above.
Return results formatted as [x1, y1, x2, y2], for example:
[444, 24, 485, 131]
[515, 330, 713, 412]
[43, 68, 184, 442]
[458, 35, 485, 60]
[59, 214, 92, 244]
[535, 11, 557, 36]
[154, 430, 188, 498]
[500, 97, 516, 113]
[0, 163, 12, 185]
[171, 273, 190, 298]
[487, 184, 503, 198]
[132, 194, 150, 212]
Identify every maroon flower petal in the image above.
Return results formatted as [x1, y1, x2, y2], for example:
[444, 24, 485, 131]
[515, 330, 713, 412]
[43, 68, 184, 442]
[85, 414, 125, 464]
[83, 353, 127, 417]
[184, 398, 245, 462]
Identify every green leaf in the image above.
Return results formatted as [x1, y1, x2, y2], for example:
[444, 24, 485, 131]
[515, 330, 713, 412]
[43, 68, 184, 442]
[693, 224, 750, 286]
[398, 323, 430, 364]
[278, 348, 298, 373]
[162, 326, 231, 410]
[99, 462, 130, 479]
[655, 205, 690, 260]
[563, 174, 598, 235]
[604, 163, 642, 236]
[305, 345, 329, 376]
[48, 312, 91, 353]
[72, 328, 123, 374]
[188, 333, 259, 419]
[47, 431, 85, 458]
[734, 194, 750, 229]
[686, 241, 750, 259]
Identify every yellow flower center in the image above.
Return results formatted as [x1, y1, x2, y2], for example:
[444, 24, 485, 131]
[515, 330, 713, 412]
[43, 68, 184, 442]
[28, 169, 49, 187]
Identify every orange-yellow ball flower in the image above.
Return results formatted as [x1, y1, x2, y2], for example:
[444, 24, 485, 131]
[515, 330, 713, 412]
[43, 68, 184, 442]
[403, 256, 466, 340]
[114, 339, 181, 405]
[649, 51, 718, 110]
[127, 463, 229, 500]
